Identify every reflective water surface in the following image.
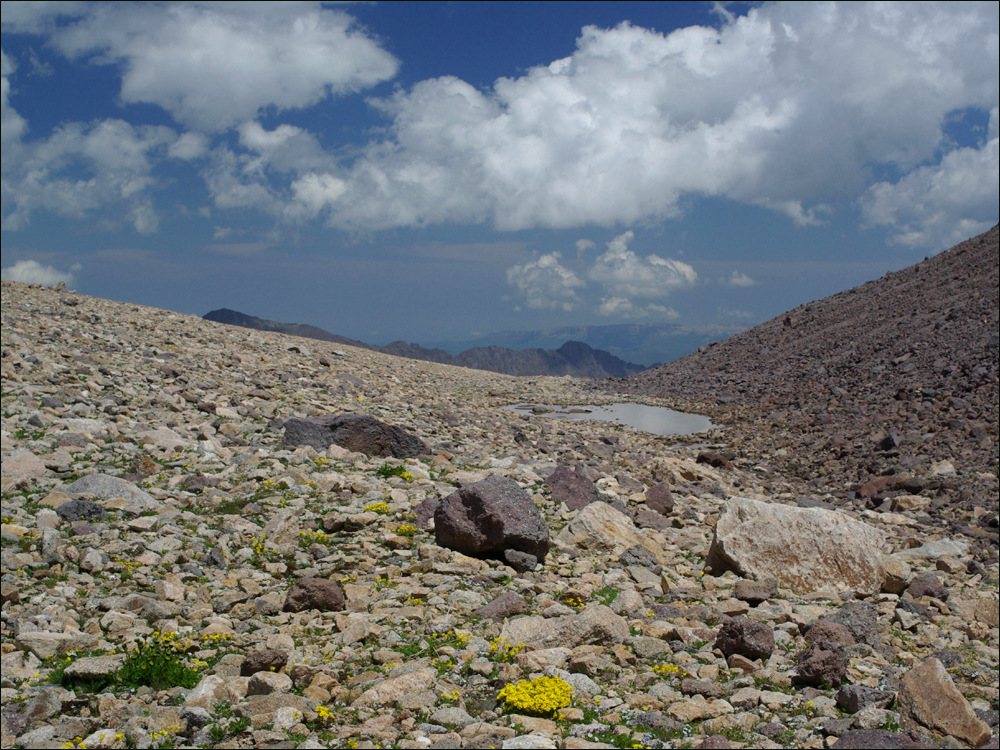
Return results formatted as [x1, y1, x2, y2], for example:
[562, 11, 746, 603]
[503, 402, 715, 436]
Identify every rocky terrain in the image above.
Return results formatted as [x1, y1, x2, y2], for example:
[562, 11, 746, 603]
[2, 271, 998, 750]
[607, 225, 999, 553]
[203, 309, 647, 380]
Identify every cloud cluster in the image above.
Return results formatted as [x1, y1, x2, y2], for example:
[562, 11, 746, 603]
[1, 259, 79, 286]
[505, 252, 585, 311]
[2, 2, 997, 250]
[317, 2, 997, 244]
[506, 230, 696, 317]
[2, 116, 178, 232]
[862, 108, 999, 248]
[48, 2, 398, 131]
[2, 2, 395, 230]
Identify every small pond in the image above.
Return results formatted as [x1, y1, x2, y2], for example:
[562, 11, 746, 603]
[502, 402, 716, 437]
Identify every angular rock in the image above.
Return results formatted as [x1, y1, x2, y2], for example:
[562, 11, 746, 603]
[353, 667, 437, 707]
[241, 649, 289, 676]
[797, 640, 849, 687]
[283, 578, 346, 613]
[474, 591, 528, 622]
[63, 654, 125, 680]
[554, 501, 658, 562]
[282, 414, 428, 457]
[618, 544, 661, 573]
[644, 483, 674, 515]
[434, 476, 549, 564]
[882, 556, 912, 595]
[836, 685, 896, 715]
[707, 497, 886, 596]
[733, 578, 778, 606]
[905, 572, 948, 601]
[714, 617, 775, 661]
[54, 498, 109, 523]
[63, 473, 158, 509]
[1, 451, 47, 481]
[897, 657, 991, 747]
[545, 463, 600, 510]
[828, 602, 882, 651]
[501, 605, 629, 650]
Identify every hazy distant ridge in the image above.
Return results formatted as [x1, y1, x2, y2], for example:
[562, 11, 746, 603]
[203, 309, 648, 379]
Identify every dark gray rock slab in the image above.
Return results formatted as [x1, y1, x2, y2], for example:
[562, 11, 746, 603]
[282, 414, 428, 458]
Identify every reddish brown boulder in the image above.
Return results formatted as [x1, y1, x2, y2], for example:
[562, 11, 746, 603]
[645, 483, 675, 515]
[434, 476, 550, 567]
[714, 616, 774, 661]
[897, 657, 991, 747]
[797, 640, 848, 687]
[283, 578, 346, 613]
[545, 463, 600, 510]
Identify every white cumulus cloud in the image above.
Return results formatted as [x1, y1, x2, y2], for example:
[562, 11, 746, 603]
[319, 2, 997, 235]
[2, 117, 177, 232]
[1, 259, 79, 286]
[44, 2, 399, 131]
[725, 271, 757, 287]
[506, 252, 585, 311]
[587, 231, 697, 297]
[861, 109, 999, 249]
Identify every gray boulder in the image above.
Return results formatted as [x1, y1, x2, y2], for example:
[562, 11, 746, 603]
[282, 414, 428, 458]
[434, 476, 549, 566]
[707, 497, 886, 596]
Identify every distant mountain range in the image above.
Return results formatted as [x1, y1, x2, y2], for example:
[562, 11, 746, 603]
[203, 308, 649, 379]
[423, 323, 748, 366]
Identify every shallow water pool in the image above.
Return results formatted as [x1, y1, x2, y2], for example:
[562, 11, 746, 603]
[503, 402, 715, 436]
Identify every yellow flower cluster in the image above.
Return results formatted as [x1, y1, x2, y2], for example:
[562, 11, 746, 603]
[489, 637, 525, 663]
[395, 523, 418, 537]
[499, 676, 574, 716]
[300, 529, 332, 544]
[151, 725, 182, 747]
[364, 501, 391, 514]
[652, 662, 683, 677]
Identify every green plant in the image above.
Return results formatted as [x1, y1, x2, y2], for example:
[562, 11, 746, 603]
[374, 463, 413, 480]
[594, 586, 620, 607]
[116, 631, 202, 690]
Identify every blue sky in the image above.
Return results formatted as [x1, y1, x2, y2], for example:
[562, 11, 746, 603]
[2, 1, 997, 348]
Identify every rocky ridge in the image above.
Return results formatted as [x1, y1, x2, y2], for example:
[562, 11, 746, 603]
[607, 225, 999, 553]
[2, 279, 998, 750]
[204, 309, 648, 379]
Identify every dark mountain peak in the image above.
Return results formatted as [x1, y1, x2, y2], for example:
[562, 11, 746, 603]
[202, 309, 647, 378]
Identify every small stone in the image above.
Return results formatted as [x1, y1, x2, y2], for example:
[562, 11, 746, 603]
[247, 671, 293, 695]
[733, 578, 778, 605]
[241, 649, 288, 677]
[474, 591, 527, 621]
